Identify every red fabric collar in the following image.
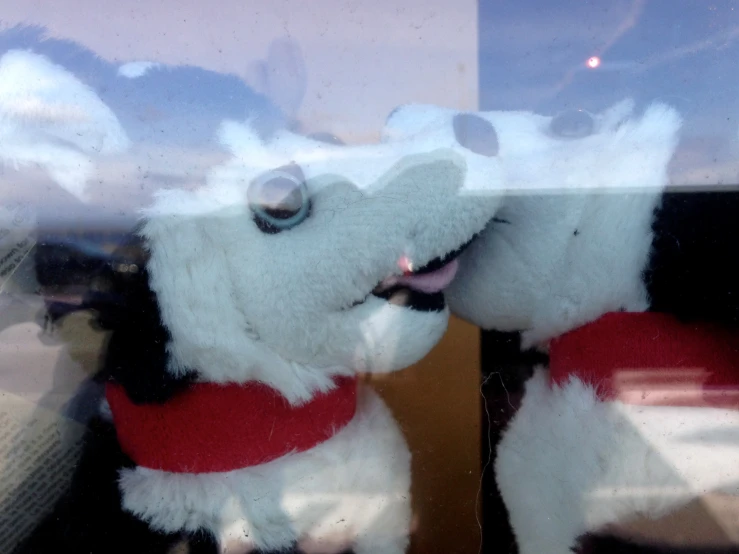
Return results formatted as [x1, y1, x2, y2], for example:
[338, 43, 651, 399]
[549, 312, 739, 410]
[106, 376, 358, 473]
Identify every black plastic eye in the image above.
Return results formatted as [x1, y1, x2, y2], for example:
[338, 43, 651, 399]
[453, 113, 499, 157]
[248, 163, 310, 234]
[550, 109, 595, 139]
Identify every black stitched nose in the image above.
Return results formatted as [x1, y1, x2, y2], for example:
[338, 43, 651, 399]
[453, 113, 499, 157]
[550, 109, 595, 139]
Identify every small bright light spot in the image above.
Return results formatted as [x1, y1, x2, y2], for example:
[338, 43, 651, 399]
[398, 255, 413, 274]
[586, 56, 601, 69]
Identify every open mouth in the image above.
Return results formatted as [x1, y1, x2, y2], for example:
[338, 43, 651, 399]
[369, 238, 474, 312]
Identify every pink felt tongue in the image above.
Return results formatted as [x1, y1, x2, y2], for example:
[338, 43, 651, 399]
[382, 259, 459, 294]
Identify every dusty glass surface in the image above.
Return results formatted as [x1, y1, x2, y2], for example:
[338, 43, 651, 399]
[0, 2, 737, 553]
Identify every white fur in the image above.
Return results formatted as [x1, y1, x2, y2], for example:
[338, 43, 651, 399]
[120, 109, 515, 552]
[142, 120, 506, 405]
[0, 50, 129, 200]
[446, 101, 683, 345]
[120, 387, 412, 554]
[217, 119, 506, 197]
[450, 192, 659, 346]
[496, 369, 739, 554]
[117, 61, 161, 79]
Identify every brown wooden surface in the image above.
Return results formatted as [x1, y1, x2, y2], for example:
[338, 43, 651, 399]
[367, 315, 483, 554]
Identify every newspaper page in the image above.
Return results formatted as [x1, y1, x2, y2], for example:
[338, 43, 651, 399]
[0, 393, 85, 550]
[0, 291, 103, 551]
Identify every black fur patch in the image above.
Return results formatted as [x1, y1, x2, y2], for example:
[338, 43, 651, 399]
[574, 533, 739, 554]
[478, 330, 549, 554]
[414, 236, 477, 275]
[372, 286, 446, 311]
[644, 189, 739, 327]
[81, 231, 196, 404]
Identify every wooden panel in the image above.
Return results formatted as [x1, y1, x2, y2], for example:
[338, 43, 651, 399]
[367, 315, 482, 554]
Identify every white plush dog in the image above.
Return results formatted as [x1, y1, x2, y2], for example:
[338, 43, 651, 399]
[415, 99, 739, 553]
[17, 96, 516, 553]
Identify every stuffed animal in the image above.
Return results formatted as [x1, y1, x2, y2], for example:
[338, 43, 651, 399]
[13, 80, 513, 553]
[386, 100, 739, 553]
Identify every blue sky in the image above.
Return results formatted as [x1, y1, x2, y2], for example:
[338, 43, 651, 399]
[480, 0, 739, 140]
[1, 0, 737, 222]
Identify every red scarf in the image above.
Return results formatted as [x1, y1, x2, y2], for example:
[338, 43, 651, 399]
[549, 312, 739, 410]
[106, 376, 358, 473]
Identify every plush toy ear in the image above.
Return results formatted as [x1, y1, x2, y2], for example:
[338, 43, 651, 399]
[246, 36, 307, 123]
[0, 50, 129, 202]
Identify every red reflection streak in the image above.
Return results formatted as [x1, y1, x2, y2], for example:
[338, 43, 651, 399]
[611, 368, 739, 409]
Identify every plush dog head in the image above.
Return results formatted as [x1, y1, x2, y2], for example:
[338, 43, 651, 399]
[101, 107, 512, 404]
[434, 100, 684, 346]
